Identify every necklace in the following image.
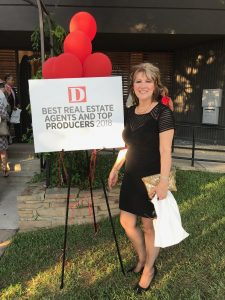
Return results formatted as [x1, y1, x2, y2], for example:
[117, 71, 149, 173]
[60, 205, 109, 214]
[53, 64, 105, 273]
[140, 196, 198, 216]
[136, 102, 156, 114]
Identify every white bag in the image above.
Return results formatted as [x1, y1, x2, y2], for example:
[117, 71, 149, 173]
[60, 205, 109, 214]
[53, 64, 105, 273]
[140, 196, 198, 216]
[10, 108, 21, 124]
[151, 191, 189, 248]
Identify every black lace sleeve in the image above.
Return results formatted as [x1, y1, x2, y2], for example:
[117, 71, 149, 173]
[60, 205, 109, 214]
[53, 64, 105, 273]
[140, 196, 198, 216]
[158, 107, 175, 133]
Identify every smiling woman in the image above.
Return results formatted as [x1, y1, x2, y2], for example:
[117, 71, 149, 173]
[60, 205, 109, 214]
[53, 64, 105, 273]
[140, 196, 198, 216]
[108, 62, 175, 294]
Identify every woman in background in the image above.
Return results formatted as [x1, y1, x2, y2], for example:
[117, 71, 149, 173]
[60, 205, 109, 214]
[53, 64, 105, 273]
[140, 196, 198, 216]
[160, 86, 174, 111]
[0, 80, 10, 177]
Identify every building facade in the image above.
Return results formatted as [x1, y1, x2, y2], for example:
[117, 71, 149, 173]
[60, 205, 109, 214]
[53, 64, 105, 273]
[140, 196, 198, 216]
[0, 0, 225, 143]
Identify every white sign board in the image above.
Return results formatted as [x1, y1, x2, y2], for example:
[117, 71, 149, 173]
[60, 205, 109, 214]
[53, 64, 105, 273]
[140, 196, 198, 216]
[29, 77, 124, 153]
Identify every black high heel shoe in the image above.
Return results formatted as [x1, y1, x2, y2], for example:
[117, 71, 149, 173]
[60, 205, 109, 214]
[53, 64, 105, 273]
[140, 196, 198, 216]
[134, 265, 158, 294]
[127, 265, 144, 275]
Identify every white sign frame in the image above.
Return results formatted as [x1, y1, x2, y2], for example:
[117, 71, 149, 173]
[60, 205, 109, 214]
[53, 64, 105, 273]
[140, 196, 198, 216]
[29, 77, 125, 153]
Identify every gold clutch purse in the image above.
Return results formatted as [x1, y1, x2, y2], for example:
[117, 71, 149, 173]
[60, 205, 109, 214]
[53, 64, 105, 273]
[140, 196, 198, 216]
[142, 168, 177, 192]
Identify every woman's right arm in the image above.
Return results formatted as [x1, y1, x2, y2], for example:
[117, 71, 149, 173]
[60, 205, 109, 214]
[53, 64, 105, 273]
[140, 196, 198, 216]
[108, 148, 128, 190]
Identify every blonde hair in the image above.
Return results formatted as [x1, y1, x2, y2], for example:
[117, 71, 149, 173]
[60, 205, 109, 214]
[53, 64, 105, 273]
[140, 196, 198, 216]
[161, 86, 169, 96]
[129, 62, 163, 105]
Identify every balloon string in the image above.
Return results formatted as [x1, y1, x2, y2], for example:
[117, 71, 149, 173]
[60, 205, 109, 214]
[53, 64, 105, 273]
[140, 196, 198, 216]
[88, 202, 92, 216]
[57, 152, 62, 187]
[88, 149, 100, 233]
[60, 150, 68, 183]
[88, 149, 97, 184]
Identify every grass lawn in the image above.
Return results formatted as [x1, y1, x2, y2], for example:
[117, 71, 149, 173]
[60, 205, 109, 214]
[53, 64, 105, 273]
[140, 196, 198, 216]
[0, 170, 225, 300]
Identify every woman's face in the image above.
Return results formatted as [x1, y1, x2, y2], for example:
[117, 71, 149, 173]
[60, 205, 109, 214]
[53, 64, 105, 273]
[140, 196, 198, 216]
[133, 72, 155, 102]
[6, 76, 15, 87]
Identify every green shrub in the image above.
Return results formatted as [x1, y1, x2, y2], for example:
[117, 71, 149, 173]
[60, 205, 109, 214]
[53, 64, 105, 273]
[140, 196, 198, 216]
[32, 151, 122, 189]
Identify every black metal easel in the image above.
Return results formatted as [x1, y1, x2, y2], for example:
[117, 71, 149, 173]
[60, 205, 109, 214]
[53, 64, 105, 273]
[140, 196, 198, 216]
[60, 149, 125, 289]
[60, 166, 71, 289]
[101, 177, 125, 275]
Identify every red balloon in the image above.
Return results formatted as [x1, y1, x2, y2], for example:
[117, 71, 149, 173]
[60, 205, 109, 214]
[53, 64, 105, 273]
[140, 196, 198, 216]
[83, 53, 112, 77]
[42, 57, 57, 79]
[64, 31, 92, 63]
[69, 12, 97, 41]
[53, 53, 83, 78]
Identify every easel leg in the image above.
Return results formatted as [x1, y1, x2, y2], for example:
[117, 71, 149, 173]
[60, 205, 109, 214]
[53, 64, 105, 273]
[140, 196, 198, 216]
[101, 178, 125, 275]
[60, 169, 71, 289]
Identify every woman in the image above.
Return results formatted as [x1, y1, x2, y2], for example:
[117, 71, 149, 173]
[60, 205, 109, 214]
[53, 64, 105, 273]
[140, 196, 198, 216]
[108, 63, 174, 294]
[0, 80, 10, 177]
[5, 74, 21, 143]
[161, 86, 174, 111]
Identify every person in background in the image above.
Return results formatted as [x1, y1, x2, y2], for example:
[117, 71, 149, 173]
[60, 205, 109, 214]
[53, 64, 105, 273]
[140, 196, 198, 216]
[108, 63, 174, 294]
[160, 86, 174, 111]
[0, 79, 10, 177]
[4, 74, 21, 142]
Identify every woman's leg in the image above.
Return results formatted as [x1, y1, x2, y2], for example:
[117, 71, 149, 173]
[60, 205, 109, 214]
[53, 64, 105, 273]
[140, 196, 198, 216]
[138, 217, 160, 288]
[120, 210, 146, 271]
[1, 150, 8, 175]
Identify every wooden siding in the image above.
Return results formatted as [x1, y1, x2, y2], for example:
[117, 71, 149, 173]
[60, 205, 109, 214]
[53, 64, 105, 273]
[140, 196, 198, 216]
[0, 50, 17, 84]
[172, 38, 225, 144]
[106, 51, 174, 103]
[172, 38, 225, 126]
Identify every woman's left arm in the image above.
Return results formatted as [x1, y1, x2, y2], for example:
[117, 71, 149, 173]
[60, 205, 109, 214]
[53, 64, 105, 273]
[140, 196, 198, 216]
[168, 98, 174, 111]
[0, 103, 9, 121]
[155, 129, 174, 200]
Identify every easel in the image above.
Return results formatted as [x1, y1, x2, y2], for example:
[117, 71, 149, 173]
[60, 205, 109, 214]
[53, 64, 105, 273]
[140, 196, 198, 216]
[60, 149, 125, 289]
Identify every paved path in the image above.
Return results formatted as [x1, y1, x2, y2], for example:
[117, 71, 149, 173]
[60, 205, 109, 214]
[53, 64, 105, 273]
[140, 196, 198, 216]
[0, 143, 39, 257]
[172, 141, 225, 173]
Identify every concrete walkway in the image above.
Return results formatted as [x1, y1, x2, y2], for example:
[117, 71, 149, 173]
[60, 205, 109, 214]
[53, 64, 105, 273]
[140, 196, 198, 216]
[0, 143, 40, 257]
[172, 140, 225, 173]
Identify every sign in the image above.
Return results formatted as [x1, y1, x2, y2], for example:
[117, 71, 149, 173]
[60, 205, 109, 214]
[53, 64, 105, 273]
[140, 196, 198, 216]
[29, 77, 124, 153]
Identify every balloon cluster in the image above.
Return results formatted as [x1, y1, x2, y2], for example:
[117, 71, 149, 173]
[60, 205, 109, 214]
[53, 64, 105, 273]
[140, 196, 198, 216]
[42, 12, 112, 79]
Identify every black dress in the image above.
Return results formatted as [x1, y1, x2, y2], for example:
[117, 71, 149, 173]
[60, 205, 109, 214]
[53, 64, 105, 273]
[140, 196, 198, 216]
[119, 103, 175, 218]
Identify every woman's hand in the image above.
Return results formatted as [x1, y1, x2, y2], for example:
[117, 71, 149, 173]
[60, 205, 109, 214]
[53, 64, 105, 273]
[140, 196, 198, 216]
[155, 181, 168, 200]
[108, 169, 119, 190]
[148, 186, 157, 200]
[148, 181, 168, 200]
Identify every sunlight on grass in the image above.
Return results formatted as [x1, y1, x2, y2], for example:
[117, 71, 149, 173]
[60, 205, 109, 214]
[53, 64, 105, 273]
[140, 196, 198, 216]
[201, 216, 225, 236]
[179, 174, 225, 215]
[24, 264, 61, 298]
[155, 266, 175, 289]
[179, 194, 205, 214]
[0, 283, 22, 299]
[201, 176, 225, 192]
